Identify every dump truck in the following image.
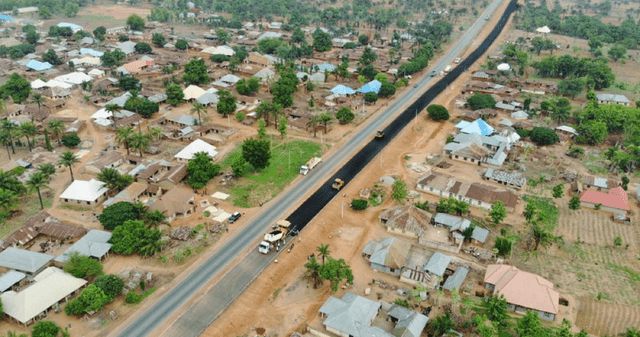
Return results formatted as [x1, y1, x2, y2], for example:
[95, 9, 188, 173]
[443, 65, 452, 73]
[258, 219, 291, 254]
[299, 157, 322, 175]
[332, 178, 345, 190]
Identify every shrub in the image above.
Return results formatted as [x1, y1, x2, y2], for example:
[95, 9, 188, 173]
[61, 132, 81, 148]
[351, 199, 368, 210]
[63, 253, 103, 279]
[335, 107, 355, 124]
[467, 93, 496, 110]
[426, 104, 450, 121]
[364, 92, 378, 103]
[94, 274, 125, 300]
[125, 291, 143, 304]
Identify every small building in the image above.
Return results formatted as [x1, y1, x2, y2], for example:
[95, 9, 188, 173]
[1, 267, 86, 325]
[59, 179, 108, 206]
[443, 266, 469, 292]
[582, 175, 618, 191]
[174, 139, 218, 161]
[483, 168, 526, 189]
[25, 60, 53, 72]
[580, 186, 629, 216]
[0, 247, 53, 275]
[455, 119, 495, 136]
[423, 252, 451, 278]
[484, 264, 559, 320]
[54, 230, 112, 264]
[362, 237, 410, 276]
[596, 93, 630, 106]
[104, 181, 148, 207]
[379, 205, 431, 239]
[183, 85, 206, 101]
[57, 22, 83, 33]
[0, 270, 26, 293]
[148, 185, 196, 222]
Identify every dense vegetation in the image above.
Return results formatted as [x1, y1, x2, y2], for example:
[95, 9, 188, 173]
[516, 2, 640, 49]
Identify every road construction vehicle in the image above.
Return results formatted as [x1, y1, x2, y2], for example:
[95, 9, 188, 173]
[332, 178, 345, 190]
[300, 157, 322, 175]
[258, 219, 291, 254]
[375, 130, 385, 139]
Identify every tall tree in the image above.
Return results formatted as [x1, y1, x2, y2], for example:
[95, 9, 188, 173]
[31, 93, 43, 121]
[47, 120, 65, 145]
[27, 172, 49, 209]
[316, 244, 330, 264]
[58, 151, 78, 181]
[19, 121, 37, 152]
[304, 256, 323, 288]
[241, 138, 271, 170]
[130, 132, 150, 157]
[0, 120, 17, 154]
[191, 102, 207, 125]
[115, 127, 134, 156]
[105, 104, 121, 129]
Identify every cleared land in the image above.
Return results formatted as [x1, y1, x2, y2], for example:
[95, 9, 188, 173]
[576, 298, 640, 336]
[221, 139, 323, 207]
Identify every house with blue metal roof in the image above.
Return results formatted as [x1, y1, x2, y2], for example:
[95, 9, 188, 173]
[330, 84, 356, 96]
[358, 79, 382, 94]
[25, 60, 53, 72]
[0, 14, 14, 22]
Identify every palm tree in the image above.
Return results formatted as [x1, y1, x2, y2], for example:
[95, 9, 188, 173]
[97, 168, 124, 195]
[0, 128, 12, 159]
[59, 151, 78, 181]
[304, 256, 323, 289]
[31, 93, 43, 121]
[317, 112, 333, 134]
[19, 121, 37, 152]
[47, 120, 64, 145]
[0, 188, 19, 214]
[306, 115, 320, 137]
[130, 132, 150, 157]
[105, 103, 121, 129]
[27, 172, 48, 209]
[316, 244, 331, 265]
[146, 126, 163, 142]
[115, 126, 134, 155]
[37, 163, 56, 179]
[0, 120, 17, 154]
[191, 102, 207, 125]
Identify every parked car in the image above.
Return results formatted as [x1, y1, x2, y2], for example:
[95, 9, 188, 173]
[228, 211, 241, 223]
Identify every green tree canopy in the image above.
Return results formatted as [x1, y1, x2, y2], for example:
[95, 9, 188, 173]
[312, 28, 332, 52]
[187, 152, 221, 190]
[110, 220, 162, 256]
[63, 253, 103, 280]
[166, 83, 184, 106]
[529, 127, 559, 146]
[216, 90, 237, 116]
[126, 14, 145, 31]
[427, 104, 450, 121]
[31, 321, 61, 337]
[65, 284, 110, 316]
[335, 107, 355, 124]
[183, 58, 209, 85]
[467, 93, 496, 110]
[489, 201, 507, 224]
[0, 73, 31, 103]
[98, 201, 142, 230]
[241, 138, 271, 170]
[94, 274, 125, 300]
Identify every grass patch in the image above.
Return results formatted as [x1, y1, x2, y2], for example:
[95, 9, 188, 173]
[522, 195, 558, 229]
[0, 193, 53, 239]
[584, 152, 609, 175]
[608, 263, 640, 283]
[222, 139, 322, 208]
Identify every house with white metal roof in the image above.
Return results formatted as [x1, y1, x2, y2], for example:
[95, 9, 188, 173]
[1, 267, 86, 325]
[174, 139, 218, 161]
[59, 179, 108, 206]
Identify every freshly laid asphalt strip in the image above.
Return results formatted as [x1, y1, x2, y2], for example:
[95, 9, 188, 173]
[116, 2, 517, 337]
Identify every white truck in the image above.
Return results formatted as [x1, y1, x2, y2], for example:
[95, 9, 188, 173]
[443, 64, 452, 73]
[258, 220, 292, 254]
[299, 157, 322, 175]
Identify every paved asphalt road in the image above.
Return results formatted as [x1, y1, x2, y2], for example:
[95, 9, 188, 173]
[115, 1, 506, 336]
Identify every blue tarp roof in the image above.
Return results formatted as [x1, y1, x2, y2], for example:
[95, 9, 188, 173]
[80, 48, 104, 57]
[330, 84, 356, 96]
[0, 14, 14, 22]
[357, 79, 382, 94]
[26, 59, 53, 71]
